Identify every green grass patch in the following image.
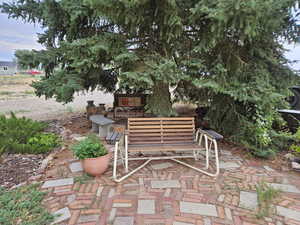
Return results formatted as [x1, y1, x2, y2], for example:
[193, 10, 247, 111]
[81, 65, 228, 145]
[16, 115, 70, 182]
[0, 91, 14, 96]
[256, 181, 281, 219]
[0, 184, 54, 225]
[74, 173, 93, 184]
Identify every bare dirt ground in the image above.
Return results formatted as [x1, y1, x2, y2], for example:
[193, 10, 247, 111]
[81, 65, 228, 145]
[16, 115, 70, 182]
[0, 74, 113, 121]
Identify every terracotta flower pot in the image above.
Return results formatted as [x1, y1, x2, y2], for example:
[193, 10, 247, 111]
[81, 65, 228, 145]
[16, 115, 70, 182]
[82, 153, 111, 176]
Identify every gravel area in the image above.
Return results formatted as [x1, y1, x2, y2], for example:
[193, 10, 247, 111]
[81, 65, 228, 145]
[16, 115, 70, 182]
[0, 91, 113, 121]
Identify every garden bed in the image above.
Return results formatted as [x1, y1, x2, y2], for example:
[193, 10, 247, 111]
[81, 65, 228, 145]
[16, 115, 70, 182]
[0, 153, 44, 188]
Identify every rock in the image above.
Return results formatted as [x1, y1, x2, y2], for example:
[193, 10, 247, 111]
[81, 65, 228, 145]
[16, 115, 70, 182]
[28, 174, 43, 181]
[284, 153, 295, 161]
[292, 161, 300, 170]
[39, 154, 54, 172]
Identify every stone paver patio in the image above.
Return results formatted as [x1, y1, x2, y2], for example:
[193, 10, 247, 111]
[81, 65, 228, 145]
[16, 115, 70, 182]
[41, 147, 300, 225]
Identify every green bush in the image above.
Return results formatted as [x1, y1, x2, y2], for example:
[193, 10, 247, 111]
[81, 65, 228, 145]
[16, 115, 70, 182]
[71, 135, 107, 159]
[290, 127, 300, 157]
[0, 184, 54, 225]
[0, 113, 60, 154]
[27, 133, 61, 153]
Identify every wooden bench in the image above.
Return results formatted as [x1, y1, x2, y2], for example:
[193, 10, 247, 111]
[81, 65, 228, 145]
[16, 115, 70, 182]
[113, 117, 220, 182]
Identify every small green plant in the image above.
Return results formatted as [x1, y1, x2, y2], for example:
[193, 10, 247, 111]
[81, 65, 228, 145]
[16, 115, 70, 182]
[256, 181, 281, 219]
[290, 127, 300, 156]
[28, 133, 61, 153]
[66, 106, 74, 113]
[0, 184, 54, 225]
[74, 173, 93, 184]
[71, 135, 107, 159]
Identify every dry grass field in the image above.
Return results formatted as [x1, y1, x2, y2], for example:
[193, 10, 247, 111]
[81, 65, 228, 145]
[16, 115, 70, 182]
[0, 74, 113, 120]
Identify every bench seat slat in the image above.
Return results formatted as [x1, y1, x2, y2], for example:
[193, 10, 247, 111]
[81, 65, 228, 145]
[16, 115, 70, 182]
[128, 117, 194, 121]
[129, 129, 194, 133]
[128, 143, 200, 152]
[129, 125, 194, 129]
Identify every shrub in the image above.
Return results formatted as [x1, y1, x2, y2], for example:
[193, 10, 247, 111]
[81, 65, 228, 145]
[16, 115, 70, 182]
[0, 184, 54, 225]
[27, 133, 61, 154]
[71, 135, 107, 159]
[290, 127, 300, 157]
[0, 113, 60, 154]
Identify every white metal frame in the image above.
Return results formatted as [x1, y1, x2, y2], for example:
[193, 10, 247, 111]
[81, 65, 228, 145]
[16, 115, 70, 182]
[113, 129, 220, 182]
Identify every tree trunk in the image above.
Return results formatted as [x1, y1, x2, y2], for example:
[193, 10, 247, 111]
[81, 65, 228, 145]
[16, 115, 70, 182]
[146, 81, 174, 116]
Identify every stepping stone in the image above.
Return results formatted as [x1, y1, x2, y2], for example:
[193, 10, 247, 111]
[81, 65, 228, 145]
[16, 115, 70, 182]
[42, 178, 74, 188]
[239, 191, 258, 210]
[113, 217, 134, 225]
[173, 222, 194, 225]
[219, 161, 240, 169]
[268, 183, 300, 193]
[263, 166, 275, 172]
[151, 180, 181, 189]
[51, 207, 71, 224]
[277, 206, 300, 221]
[137, 199, 155, 214]
[113, 203, 132, 207]
[179, 201, 218, 217]
[69, 162, 83, 173]
[78, 214, 99, 223]
[151, 162, 173, 170]
[73, 136, 87, 141]
[67, 194, 76, 204]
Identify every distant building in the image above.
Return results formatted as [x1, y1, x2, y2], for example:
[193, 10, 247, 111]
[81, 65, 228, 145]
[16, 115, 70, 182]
[0, 61, 17, 75]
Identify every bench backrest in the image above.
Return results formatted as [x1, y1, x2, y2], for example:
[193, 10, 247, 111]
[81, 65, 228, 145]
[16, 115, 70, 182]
[127, 117, 195, 145]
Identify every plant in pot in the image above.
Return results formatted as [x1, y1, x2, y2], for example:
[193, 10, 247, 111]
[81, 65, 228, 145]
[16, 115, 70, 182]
[71, 135, 111, 176]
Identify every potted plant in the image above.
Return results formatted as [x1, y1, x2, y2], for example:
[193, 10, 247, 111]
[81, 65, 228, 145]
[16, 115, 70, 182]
[71, 135, 111, 176]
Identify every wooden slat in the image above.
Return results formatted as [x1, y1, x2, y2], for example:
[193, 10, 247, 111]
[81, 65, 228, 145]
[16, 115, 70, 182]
[129, 133, 193, 137]
[129, 125, 194, 129]
[128, 143, 200, 152]
[127, 117, 195, 146]
[128, 117, 194, 121]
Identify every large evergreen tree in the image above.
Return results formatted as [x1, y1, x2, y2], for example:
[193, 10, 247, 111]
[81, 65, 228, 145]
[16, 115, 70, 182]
[2, 0, 300, 156]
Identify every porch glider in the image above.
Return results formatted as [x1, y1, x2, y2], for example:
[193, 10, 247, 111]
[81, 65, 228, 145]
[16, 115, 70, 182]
[113, 117, 220, 182]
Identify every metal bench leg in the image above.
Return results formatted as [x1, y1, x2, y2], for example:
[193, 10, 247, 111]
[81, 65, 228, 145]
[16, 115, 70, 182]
[172, 135, 220, 177]
[204, 136, 209, 169]
[124, 135, 129, 173]
[213, 139, 220, 175]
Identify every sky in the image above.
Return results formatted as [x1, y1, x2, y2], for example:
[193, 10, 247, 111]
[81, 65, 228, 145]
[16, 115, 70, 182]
[0, 0, 43, 61]
[0, 0, 300, 70]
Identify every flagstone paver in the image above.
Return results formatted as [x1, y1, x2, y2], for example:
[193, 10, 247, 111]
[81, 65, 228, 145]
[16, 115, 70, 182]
[276, 206, 300, 221]
[219, 161, 240, 169]
[51, 207, 71, 224]
[138, 199, 155, 214]
[39, 148, 300, 225]
[151, 180, 181, 188]
[113, 216, 134, 225]
[69, 162, 83, 173]
[180, 201, 218, 217]
[173, 222, 194, 225]
[239, 191, 258, 210]
[42, 178, 74, 188]
[268, 183, 300, 193]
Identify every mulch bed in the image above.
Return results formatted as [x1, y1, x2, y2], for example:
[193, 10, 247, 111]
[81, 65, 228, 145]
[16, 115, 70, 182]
[0, 154, 44, 189]
[0, 117, 65, 189]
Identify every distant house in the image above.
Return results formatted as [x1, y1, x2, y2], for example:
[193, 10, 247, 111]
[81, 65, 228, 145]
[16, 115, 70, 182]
[0, 61, 17, 75]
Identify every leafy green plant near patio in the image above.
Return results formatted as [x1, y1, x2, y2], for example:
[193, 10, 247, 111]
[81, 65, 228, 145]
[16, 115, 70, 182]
[290, 127, 300, 157]
[71, 135, 110, 176]
[71, 135, 107, 159]
[0, 184, 54, 225]
[256, 181, 281, 219]
[0, 112, 61, 154]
